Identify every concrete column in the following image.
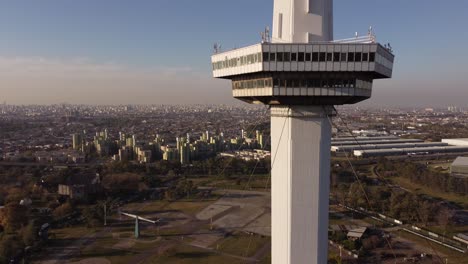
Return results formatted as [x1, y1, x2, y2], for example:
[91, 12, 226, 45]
[272, 0, 333, 43]
[271, 105, 332, 264]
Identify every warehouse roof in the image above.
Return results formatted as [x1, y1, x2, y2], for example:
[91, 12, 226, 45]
[332, 136, 398, 142]
[354, 146, 468, 157]
[334, 139, 423, 146]
[442, 138, 468, 146]
[331, 142, 448, 152]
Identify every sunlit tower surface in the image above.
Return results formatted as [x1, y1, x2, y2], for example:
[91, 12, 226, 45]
[211, 0, 394, 263]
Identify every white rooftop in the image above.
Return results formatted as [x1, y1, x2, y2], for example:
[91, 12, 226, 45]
[452, 156, 468, 167]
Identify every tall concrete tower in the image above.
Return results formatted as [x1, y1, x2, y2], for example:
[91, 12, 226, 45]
[211, 0, 394, 263]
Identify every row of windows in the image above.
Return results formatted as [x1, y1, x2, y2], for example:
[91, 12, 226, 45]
[213, 52, 262, 70]
[232, 78, 373, 90]
[263, 52, 375, 63]
[233, 78, 272, 89]
[213, 51, 377, 71]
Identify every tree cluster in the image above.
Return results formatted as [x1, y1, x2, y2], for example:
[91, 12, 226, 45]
[377, 159, 468, 195]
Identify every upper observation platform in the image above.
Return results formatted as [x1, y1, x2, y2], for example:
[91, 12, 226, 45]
[211, 42, 394, 105]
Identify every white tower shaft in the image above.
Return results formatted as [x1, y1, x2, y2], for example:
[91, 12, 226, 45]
[212, 1, 393, 263]
[272, 0, 333, 43]
[271, 106, 331, 264]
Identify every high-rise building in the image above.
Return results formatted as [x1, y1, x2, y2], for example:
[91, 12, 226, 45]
[72, 133, 83, 150]
[163, 147, 177, 161]
[255, 130, 266, 149]
[211, 0, 394, 263]
[154, 134, 164, 144]
[179, 143, 190, 164]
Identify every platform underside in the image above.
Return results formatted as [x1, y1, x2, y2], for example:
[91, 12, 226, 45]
[236, 95, 369, 105]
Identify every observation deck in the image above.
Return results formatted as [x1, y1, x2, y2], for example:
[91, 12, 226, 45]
[212, 42, 394, 105]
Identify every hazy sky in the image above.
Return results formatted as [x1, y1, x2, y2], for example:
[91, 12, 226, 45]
[0, 0, 467, 107]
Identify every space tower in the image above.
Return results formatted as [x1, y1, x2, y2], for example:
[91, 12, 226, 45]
[211, 0, 394, 263]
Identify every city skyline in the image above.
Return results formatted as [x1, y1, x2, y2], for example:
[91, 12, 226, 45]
[1, 0, 467, 107]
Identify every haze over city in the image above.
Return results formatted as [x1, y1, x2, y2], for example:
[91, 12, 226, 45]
[1, 0, 467, 107]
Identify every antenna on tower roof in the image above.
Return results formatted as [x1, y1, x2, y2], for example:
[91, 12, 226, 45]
[367, 26, 377, 43]
[213, 43, 222, 54]
[261, 26, 271, 43]
[266, 26, 271, 42]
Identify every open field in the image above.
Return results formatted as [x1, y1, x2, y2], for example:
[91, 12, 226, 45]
[34, 190, 272, 264]
[193, 175, 271, 192]
[142, 244, 248, 264]
[34, 188, 466, 264]
[215, 233, 270, 257]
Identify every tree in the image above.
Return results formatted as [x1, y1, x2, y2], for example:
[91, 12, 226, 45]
[1, 204, 28, 232]
[82, 206, 103, 228]
[336, 184, 348, 206]
[436, 206, 455, 229]
[347, 183, 368, 209]
[53, 203, 73, 219]
[5, 188, 25, 204]
[176, 180, 195, 199]
[342, 239, 357, 251]
[143, 175, 161, 188]
[327, 253, 342, 264]
[418, 201, 435, 226]
[21, 222, 37, 246]
[0, 235, 24, 261]
[164, 189, 177, 201]
[102, 173, 142, 195]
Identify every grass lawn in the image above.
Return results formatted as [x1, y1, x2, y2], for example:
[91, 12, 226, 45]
[391, 177, 468, 208]
[78, 247, 136, 260]
[68, 232, 164, 263]
[198, 175, 271, 192]
[51, 225, 96, 240]
[143, 244, 246, 264]
[164, 200, 215, 216]
[214, 233, 270, 258]
[259, 254, 271, 264]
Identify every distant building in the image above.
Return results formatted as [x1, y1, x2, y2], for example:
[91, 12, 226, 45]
[163, 147, 178, 161]
[352, 130, 388, 137]
[119, 147, 132, 162]
[256, 130, 266, 149]
[137, 149, 152, 164]
[179, 143, 190, 164]
[94, 130, 113, 156]
[57, 173, 102, 200]
[58, 184, 87, 200]
[354, 146, 468, 158]
[451, 157, 468, 178]
[72, 133, 83, 150]
[347, 227, 368, 241]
